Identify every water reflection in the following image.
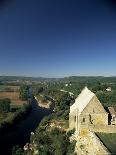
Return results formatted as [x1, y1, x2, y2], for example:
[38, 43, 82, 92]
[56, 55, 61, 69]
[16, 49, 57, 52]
[0, 99, 52, 155]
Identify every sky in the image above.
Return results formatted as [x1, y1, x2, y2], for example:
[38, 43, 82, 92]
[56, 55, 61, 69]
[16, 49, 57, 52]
[0, 0, 116, 77]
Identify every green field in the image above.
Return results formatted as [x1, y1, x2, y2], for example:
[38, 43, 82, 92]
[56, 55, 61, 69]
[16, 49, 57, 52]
[96, 133, 116, 154]
[0, 85, 7, 92]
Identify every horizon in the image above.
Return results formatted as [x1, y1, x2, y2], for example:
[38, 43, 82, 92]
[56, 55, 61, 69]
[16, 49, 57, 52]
[1, 74, 116, 78]
[0, 0, 116, 77]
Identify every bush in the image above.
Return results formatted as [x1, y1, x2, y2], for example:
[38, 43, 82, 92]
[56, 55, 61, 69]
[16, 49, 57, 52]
[0, 98, 11, 113]
[19, 85, 29, 100]
[12, 145, 25, 155]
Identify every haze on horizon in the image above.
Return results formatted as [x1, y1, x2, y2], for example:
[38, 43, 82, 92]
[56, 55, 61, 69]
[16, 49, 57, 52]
[0, 0, 116, 78]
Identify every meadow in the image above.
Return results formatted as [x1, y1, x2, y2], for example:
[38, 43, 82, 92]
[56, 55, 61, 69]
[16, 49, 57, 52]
[96, 133, 116, 154]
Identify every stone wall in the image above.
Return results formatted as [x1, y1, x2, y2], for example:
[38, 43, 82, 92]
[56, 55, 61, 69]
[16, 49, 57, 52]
[69, 113, 76, 130]
[75, 130, 111, 155]
[69, 95, 109, 131]
[90, 113, 108, 125]
[89, 124, 116, 133]
[90, 131, 111, 155]
[82, 96, 108, 125]
[83, 96, 106, 113]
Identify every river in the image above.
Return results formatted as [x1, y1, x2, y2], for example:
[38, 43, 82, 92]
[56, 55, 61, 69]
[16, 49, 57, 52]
[0, 99, 52, 155]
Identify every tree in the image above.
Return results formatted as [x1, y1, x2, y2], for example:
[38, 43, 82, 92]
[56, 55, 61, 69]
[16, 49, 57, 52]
[12, 146, 25, 155]
[19, 85, 29, 100]
[0, 98, 11, 112]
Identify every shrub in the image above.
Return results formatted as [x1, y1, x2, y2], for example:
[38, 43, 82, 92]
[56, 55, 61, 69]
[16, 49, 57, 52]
[0, 98, 11, 113]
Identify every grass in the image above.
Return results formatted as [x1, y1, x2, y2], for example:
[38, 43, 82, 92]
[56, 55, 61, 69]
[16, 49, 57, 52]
[0, 112, 14, 123]
[96, 133, 116, 154]
[0, 85, 19, 92]
[0, 85, 7, 92]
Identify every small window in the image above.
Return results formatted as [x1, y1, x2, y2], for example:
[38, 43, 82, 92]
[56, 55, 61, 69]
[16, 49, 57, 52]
[83, 118, 85, 122]
[93, 109, 95, 113]
[75, 116, 76, 122]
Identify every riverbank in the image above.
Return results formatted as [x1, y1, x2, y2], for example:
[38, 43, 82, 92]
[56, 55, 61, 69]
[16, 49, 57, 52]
[0, 99, 52, 155]
[26, 93, 75, 155]
[0, 103, 32, 136]
[34, 96, 54, 109]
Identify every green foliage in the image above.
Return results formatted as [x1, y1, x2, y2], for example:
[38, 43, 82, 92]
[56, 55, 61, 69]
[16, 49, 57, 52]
[96, 133, 116, 154]
[19, 85, 29, 100]
[32, 84, 44, 95]
[39, 116, 50, 126]
[34, 128, 70, 155]
[96, 90, 116, 107]
[32, 123, 76, 155]
[0, 103, 32, 135]
[58, 93, 74, 109]
[66, 141, 76, 155]
[67, 129, 75, 137]
[31, 98, 76, 155]
[0, 98, 11, 113]
[54, 93, 74, 120]
[30, 76, 116, 155]
[90, 82, 107, 92]
[12, 145, 25, 155]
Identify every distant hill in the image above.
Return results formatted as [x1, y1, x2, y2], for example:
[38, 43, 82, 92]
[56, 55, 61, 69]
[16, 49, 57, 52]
[1, 76, 116, 84]
[62, 76, 116, 84]
[0, 76, 62, 83]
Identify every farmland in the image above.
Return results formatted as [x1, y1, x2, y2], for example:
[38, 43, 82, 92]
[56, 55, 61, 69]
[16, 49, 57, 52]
[0, 84, 28, 123]
[0, 85, 19, 92]
[0, 85, 26, 106]
[0, 92, 26, 105]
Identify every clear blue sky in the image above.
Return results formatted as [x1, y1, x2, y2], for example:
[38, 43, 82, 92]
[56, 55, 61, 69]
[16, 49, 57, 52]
[0, 0, 116, 77]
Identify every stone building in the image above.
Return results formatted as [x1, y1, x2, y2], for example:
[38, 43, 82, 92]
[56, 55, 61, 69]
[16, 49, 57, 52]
[108, 107, 116, 125]
[69, 87, 108, 132]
